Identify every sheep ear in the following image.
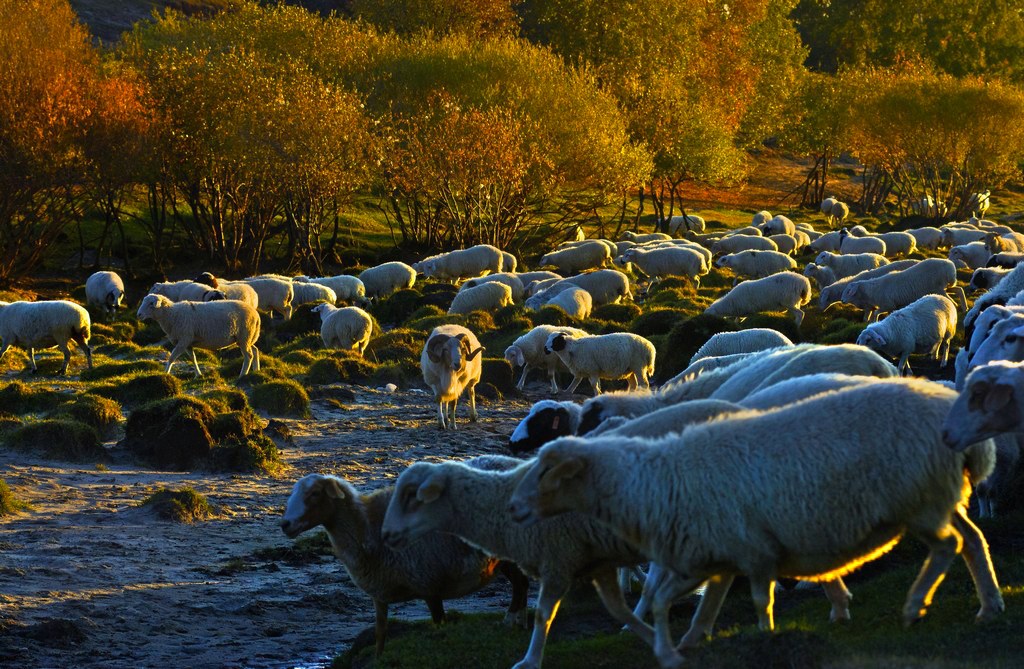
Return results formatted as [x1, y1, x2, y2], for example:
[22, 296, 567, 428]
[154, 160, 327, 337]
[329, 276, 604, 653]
[982, 383, 1014, 414]
[416, 472, 446, 504]
[539, 455, 585, 492]
[323, 479, 347, 500]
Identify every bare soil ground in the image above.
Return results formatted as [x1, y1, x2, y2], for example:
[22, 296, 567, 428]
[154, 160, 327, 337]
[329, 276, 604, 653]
[0, 386, 534, 668]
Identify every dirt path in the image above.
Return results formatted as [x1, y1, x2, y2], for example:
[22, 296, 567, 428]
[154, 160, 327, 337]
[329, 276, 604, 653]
[0, 387, 534, 668]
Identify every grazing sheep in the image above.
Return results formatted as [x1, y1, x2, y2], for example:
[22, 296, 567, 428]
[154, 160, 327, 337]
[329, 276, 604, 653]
[856, 295, 958, 375]
[676, 352, 762, 380]
[192, 273, 260, 310]
[828, 200, 850, 227]
[762, 215, 796, 237]
[841, 258, 958, 322]
[136, 295, 260, 378]
[505, 325, 588, 394]
[544, 331, 656, 395]
[949, 241, 992, 270]
[768, 234, 798, 255]
[704, 272, 812, 326]
[380, 457, 652, 669]
[712, 235, 778, 256]
[461, 273, 525, 303]
[839, 232, 886, 256]
[555, 269, 632, 306]
[964, 263, 1024, 334]
[940, 226, 986, 249]
[510, 379, 1003, 668]
[875, 231, 917, 258]
[964, 312, 1024, 374]
[312, 304, 373, 355]
[816, 260, 918, 312]
[714, 250, 795, 284]
[149, 279, 212, 302]
[820, 197, 837, 215]
[618, 246, 708, 286]
[738, 372, 877, 410]
[689, 329, 794, 365]
[907, 227, 943, 250]
[414, 245, 505, 282]
[421, 325, 485, 430]
[546, 286, 593, 320]
[808, 230, 843, 253]
[970, 267, 1011, 292]
[360, 261, 417, 300]
[502, 251, 518, 273]
[291, 281, 337, 308]
[914, 195, 947, 218]
[517, 271, 562, 291]
[539, 241, 611, 275]
[988, 252, 1024, 269]
[524, 282, 576, 311]
[296, 274, 367, 304]
[728, 226, 764, 237]
[449, 282, 514, 315]
[752, 210, 772, 227]
[84, 271, 125, 320]
[280, 472, 529, 656]
[815, 251, 889, 280]
[619, 231, 672, 244]
[984, 232, 1024, 255]
[233, 276, 294, 320]
[0, 300, 92, 374]
[666, 214, 705, 235]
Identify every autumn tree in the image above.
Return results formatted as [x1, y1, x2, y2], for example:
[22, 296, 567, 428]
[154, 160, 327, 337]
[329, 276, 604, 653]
[350, 0, 518, 37]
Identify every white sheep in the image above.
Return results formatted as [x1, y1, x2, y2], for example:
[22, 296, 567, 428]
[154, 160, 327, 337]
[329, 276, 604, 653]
[502, 251, 518, 273]
[943, 360, 1024, 451]
[360, 261, 417, 300]
[751, 210, 772, 227]
[949, 241, 992, 270]
[839, 232, 886, 256]
[280, 472, 529, 656]
[714, 250, 795, 284]
[136, 294, 260, 378]
[84, 271, 125, 320]
[711, 235, 778, 256]
[517, 271, 562, 289]
[148, 279, 212, 302]
[814, 251, 889, 280]
[876, 231, 917, 258]
[964, 263, 1024, 334]
[815, 260, 918, 312]
[856, 294, 958, 375]
[539, 240, 611, 274]
[508, 399, 582, 454]
[819, 197, 837, 216]
[704, 272, 812, 326]
[510, 379, 1003, 668]
[940, 225, 987, 249]
[414, 245, 504, 282]
[546, 286, 593, 320]
[907, 226, 943, 250]
[689, 329, 794, 365]
[291, 281, 337, 308]
[619, 231, 672, 243]
[421, 325, 485, 429]
[665, 214, 705, 235]
[544, 331, 656, 395]
[762, 214, 796, 236]
[461, 272, 525, 303]
[448, 281, 514, 315]
[841, 258, 958, 322]
[619, 246, 708, 286]
[524, 282, 576, 311]
[767, 234, 798, 255]
[505, 325, 588, 394]
[0, 300, 92, 374]
[239, 275, 294, 320]
[311, 304, 373, 355]
[728, 226, 764, 237]
[380, 457, 652, 669]
[964, 311, 1024, 375]
[969, 267, 1010, 293]
[738, 372, 877, 410]
[984, 231, 1024, 256]
[968, 190, 991, 218]
[295, 274, 366, 304]
[808, 230, 843, 254]
[555, 269, 632, 306]
[828, 200, 850, 227]
[192, 273, 260, 311]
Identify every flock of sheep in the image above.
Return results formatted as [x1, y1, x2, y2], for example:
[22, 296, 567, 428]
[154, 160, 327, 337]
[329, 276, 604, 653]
[3, 191, 1024, 667]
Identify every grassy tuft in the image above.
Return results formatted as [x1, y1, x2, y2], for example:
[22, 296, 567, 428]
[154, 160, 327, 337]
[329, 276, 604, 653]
[592, 303, 642, 324]
[141, 487, 214, 523]
[365, 328, 422, 362]
[200, 387, 251, 412]
[657, 314, 740, 382]
[79, 359, 163, 382]
[251, 379, 312, 417]
[0, 381, 71, 415]
[53, 395, 123, 439]
[4, 419, 107, 462]
[0, 479, 30, 516]
[371, 288, 426, 326]
[629, 307, 689, 337]
[91, 372, 182, 408]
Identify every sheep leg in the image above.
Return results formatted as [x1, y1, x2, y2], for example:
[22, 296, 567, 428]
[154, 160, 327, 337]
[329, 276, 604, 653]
[253, 347, 261, 372]
[821, 578, 852, 622]
[373, 599, 388, 656]
[0, 343, 8, 367]
[547, 369, 560, 394]
[951, 508, 1004, 621]
[437, 401, 448, 430]
[590, 377, 602, 396]
[70, 329, 92, 369]
[239, 347, 253, 378]
[516, 366, 530, 391]
[898, 354, 911, 377]
[426, 596, 446, 624]
[190, 349, 202, 377]
[678, 573, 734, 649]
[651, 574, 705, 668]
[500, 561, 531, 628]
[166, 342, 190, 375]
[789, 307, 805, 329]
[748, 576, 776, 631]
[27, 346, 38, 373]
[939, 337, 951, 368]
[449, 396, 459, 429]
[902, 524, 961, 625]
[467, 384, 478, 422]
[629, 562, 665, 624]
[56, 342, 74, 375]
[590, 566, 654, 647]
[513, 580, 567, 669]
[565, 376, 584, 394]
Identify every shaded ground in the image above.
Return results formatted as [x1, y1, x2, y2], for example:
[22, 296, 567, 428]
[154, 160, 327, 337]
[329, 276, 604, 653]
[0, 386, 534, 668]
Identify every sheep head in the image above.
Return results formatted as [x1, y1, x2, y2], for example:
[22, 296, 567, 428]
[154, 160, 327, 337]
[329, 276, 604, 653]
[508, 437, 590, 526]
[280, 473, 358, 540]
[106, 290, 124, 309]
[504, 345, 525, 368]
[202, 290, 227, 302]
[381, 462, 452, 550]
[137, 293, 171, 320]
[195, 272, 218, 288]
[943, 361, 1024, 451]
[544, 332, 571, 354]
[456, 333, 485, 364]
[856, 328, 886, 349]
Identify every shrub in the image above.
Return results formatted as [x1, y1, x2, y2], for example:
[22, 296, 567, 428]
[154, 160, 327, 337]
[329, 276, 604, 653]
[123, 397, 216, 470]
[741, 315, 803, 344]
[407, 305, 445, 322]
[281, 350, 317, 366]
[0, 412, 21, 436]
[657, 314, 740, 382]
[4, 419, 107, 462]
[818, 318, 868, 345]
[0, 479, 29, 516]
[463, 311, 497, 334]
[368, 360, 422, 388]
[141, 487, 214, 523]
[54, 395, 123, 439]
[91, 372, 182, 407]
[593, 303, 642, 324]
[629, 308, 688, 337]
[480, 358, 516, 395]
[251, 379, 311, 417]
[0, 381, 70, 414]
[529, 305, 572, 327]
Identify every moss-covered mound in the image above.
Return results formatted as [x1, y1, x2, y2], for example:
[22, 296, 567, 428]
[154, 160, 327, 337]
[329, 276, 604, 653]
[481, 358, 517, 395]
[54, 395, 123, 439]
[629, 308, 689, 337]
[141, 487, 214, 523]
[200, 388, 251, 412]
[0, 412, 21, 436]
[0, 381, 70, 415]
[371, 288, 426, 325]
[91, 372, 182, 408]
[0, 479, 29, 516]
[593, 303, 642, 324]
[365, 328, 422, 363]
[251, 379, 311, 417]
[79, 360, 163, 382]
[656, 314, 740, 382]
[306, 353, 377, 385]
[4, 419, 107, 462]
[529, 305, 573, 327]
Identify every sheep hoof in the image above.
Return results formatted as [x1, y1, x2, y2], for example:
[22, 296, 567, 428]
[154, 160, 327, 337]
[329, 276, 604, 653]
[976, 601, 1005, 623]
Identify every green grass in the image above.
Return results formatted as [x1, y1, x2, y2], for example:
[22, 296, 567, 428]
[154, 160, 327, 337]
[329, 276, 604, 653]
[251, 379, 312, 417]
[3, 419, 108, 462]
[0, 479, 30, 516]
[140, 486, 215, 523]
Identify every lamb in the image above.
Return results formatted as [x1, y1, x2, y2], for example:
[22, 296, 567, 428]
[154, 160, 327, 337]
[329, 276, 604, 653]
[711, 235, 778, 256]
[841, 258, 958, 322]
[949, 241, 992, 270]
[768, 234, 798, 255]
[420, 325, 485, 429]
[539, 241, 611, 274]
[855, 294, 958, 375]
[907, 227, 943, 250]
[505, 325, 589, 394]
[839, 232, 886, 256]
[461, 273, 525, 303]
[544, 330, 656, 395]
[714, 250, 795, 284]
[815, 251, 889, 280]
[704, 272, 812, 326]
[940, 226, 986, 248]
[414, 245, 504, 282]
[448, 282, 514, 315]
[290, 281, 337, 308]
[970, 267, 1011, 292]
[84, 271, 125, 320]
[689, 329, 794, 365]
[136, 294, 260, 378]
[280, 471, 529, 656]
[312, 304, 374, 355]
[0, 300, 92, 374]
[761, 214, 795, 236]
[619, 246, 708, 286]
[808, 230, 843, 253]
[555, 269, 632, 306]
[360, 261, 417, 300]
[546, 286, 592, 320]
[666, 214, 705, 234]
[816, 260, 918, 311]
[295, 274, 366, 305]
[380, 456, 652, 669]
[619, 231, 671, 244]
[510, 379, 1003, 668]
